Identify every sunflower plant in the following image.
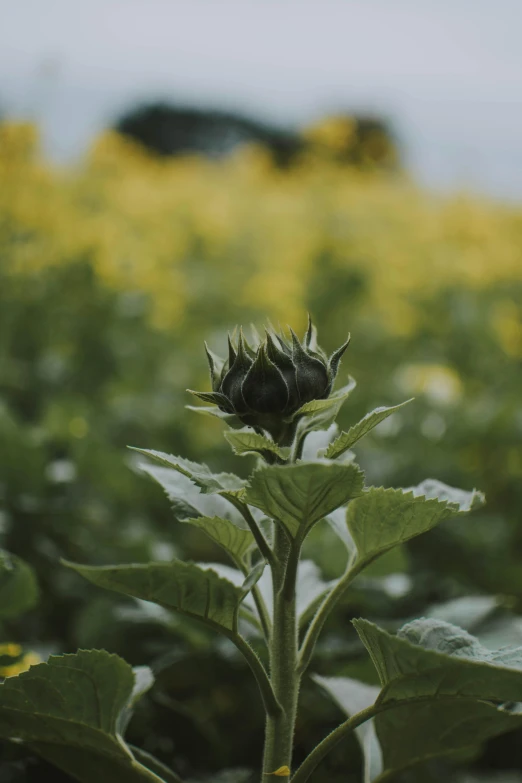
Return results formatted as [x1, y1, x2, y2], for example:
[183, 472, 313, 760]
[2, 320, 522, 783]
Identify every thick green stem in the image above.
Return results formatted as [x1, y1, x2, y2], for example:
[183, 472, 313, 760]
[261, 526, 300, 778]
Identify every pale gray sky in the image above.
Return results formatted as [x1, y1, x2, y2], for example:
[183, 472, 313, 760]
[2, 0, 522, 199]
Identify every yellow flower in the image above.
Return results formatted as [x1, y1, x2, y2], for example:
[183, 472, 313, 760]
[0, 643, 41, 677]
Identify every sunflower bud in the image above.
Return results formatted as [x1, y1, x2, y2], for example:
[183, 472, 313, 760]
[190, 317, 350, 443]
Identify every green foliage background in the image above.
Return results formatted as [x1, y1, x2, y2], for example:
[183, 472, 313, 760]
[1, 121, 522, 781]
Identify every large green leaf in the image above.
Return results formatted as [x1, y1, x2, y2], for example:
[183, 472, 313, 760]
[185, 516, 255, 562]
[313, 675, 382, 782]
[0, 650, 161, 783]
[353, 617, 522, 704]
[131, 448, 245, 494]
[375, 697, 522, 780]
[245, 462, 364, 539]
[324, 399, 413, 460]
[65, 559, 257, 635]
[314, 669, 522, 783]
[352, 618, 522, 780]
[0, 549, 39, 619]
[346, 482, 484, 569]
[224, 429, 289, 463]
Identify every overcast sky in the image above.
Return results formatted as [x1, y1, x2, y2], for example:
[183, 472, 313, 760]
[2, 0, 522, 199]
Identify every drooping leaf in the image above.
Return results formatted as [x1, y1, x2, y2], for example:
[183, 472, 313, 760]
[131, 448, 245, 494]
[224, 429, 289, 463]
[245, 463, 364, 539]
[353, 618, 522, 780]
[0, 549, 39, 619]
[65, 559, 257, 635]
[325, 399, 413, 460]
[313, 675, 382, 782]
[0, 650, 160, 783]
[346, 482, 484, 570]
[185, 516, 255, 562]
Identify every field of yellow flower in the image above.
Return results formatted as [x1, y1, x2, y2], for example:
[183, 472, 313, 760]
[3, 121, 522, 352]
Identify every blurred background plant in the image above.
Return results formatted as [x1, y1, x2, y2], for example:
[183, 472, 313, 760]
[2, 1, 522, 779]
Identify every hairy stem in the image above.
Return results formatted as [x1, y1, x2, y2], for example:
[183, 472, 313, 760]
[261, 525, 301, 778]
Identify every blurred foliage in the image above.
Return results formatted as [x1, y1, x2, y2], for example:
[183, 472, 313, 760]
[114, 102, 399, 171]
[1, 120, 522, 780]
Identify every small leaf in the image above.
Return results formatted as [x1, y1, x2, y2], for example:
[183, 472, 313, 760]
[65, 559, 255, 635]
[245, 462, 364, 540]
[267, 766, 291, 777]
[131, 448, 245, 494]
[0, 650, 158, 783]
[224, 429, 289, 463]
[325, 399, 414, 459]
[185, 516, 255, 561]
[346, 482, 483, 570]
[0, 549, 39, 619]
[313, 675, 382, 782]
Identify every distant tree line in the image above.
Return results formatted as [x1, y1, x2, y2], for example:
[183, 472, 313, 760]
[114, 102, 400, 170]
